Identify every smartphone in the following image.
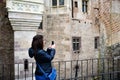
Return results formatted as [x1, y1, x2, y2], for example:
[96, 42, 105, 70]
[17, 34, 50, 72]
[51, 41, 54, 45]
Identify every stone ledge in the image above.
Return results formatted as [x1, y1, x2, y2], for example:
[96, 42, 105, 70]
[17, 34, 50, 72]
[6, 0, 44, 31]
[8, 12, 42, 31]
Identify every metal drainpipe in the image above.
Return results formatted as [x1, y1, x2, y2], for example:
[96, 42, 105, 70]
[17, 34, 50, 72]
[71, 0, 73, 18]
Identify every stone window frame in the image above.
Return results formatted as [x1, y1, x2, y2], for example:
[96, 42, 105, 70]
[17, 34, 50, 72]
[52, 0, 64, 7]
[72, 37, 81, 53]
[82, 0, 88, 13]
[94, 36, 100, 49]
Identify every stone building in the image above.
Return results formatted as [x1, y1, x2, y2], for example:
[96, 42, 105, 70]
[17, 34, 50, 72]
[0, 0, 119, 79]
[38, 0, 120, 61]
[40, 0, 101, 61]
[39, 0, 120, 78]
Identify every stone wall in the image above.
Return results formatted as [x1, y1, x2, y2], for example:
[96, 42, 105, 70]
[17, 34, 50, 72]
[0, 3, 14, 80]
[41, 14, 72, 61]
[38, 12, 100, 78]
[41, 9, 100, 61]
[38, 0, 119, 79]
[39, 0, 119, 78]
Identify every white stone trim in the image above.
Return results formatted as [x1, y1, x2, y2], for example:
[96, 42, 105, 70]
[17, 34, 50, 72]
[6, 0, 44, 14]
[6, 0, 44, 31]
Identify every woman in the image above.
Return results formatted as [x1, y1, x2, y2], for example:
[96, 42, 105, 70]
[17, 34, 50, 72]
[28, 35, 56, 80]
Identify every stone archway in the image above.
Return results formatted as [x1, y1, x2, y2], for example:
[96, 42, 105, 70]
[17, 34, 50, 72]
[0, 3, 14, 80]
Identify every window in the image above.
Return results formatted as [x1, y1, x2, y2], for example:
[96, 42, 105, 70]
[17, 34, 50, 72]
[52, 0, 64, 6]
[52, 0, 57, 6]
[82, 0, 88, 13]
[59, 0, 64, 5]
[72, 37, 81, 53]
[75, 1, 78, 8]
[94, 37, 99, 49]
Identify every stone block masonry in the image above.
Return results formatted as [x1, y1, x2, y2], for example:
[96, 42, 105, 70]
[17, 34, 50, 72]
[0, 3, 14, 80]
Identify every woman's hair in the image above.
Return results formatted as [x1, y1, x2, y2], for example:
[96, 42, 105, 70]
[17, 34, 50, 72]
[31, 35, 43, 51]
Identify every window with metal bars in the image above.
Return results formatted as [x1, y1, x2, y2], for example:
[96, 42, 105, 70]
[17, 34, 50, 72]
[72, 37, 81, 53]
[82, 0, 88, 13]
[52, 0, 64, 6]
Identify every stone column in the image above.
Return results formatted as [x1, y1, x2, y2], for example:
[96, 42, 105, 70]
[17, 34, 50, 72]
[6, 0, 44, 79]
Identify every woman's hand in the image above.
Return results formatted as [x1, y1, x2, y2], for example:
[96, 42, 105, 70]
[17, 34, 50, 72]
[48, 44, 55, 49]
[51, 44, 55, 49]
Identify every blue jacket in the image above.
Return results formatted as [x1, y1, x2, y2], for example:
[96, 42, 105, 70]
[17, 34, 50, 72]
[28, 48, 56, 75]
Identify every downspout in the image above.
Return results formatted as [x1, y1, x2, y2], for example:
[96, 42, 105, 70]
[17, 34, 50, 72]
[71, 0, 73, 18]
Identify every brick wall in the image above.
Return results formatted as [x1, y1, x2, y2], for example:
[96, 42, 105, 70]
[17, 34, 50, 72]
[0, 3, 14, 80]
[99, 0, 120, 45]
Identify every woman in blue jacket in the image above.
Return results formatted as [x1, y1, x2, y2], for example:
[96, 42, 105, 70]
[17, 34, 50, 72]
[28, 35, 56, 80]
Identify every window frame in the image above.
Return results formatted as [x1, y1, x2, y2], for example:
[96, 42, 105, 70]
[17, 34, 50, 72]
[52, 0, 57, 6]
[52, 0, 64, 7]
[82, 0, 88, 13]
[72, 37, 81, 53]
[59, 0, 64, 6]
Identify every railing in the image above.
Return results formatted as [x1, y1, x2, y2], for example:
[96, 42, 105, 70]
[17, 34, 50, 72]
[0, 58, 120, 80]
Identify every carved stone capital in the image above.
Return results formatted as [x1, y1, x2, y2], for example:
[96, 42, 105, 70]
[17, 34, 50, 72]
[6, 0, 44, 31]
